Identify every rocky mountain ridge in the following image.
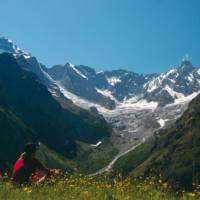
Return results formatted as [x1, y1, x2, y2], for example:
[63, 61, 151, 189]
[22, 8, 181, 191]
[1, 37, 200, 112]
[48, 57, 200, 111]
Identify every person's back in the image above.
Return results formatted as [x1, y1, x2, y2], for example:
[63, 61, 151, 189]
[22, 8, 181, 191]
[12, 143, 50, 184]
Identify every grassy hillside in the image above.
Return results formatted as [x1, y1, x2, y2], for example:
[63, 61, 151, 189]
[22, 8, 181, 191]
[36, 139, 118, 174]
[113, 138, 155, 177]
[113, 94, 200, 189]
[0, 106, 77, 173]
[74, 138, 118, 174]
[0, 106, 36, 172]
[36, 144, 77, 172]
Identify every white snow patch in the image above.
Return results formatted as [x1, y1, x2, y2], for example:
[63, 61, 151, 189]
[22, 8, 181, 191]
[165, 92, 199, 106]
[7, 39, 13, 43]
[120, 99, 158, 110]
[23, 54, 31, 59]
[167, 78, 176, 83]
[158, 119, 168, 127]
[165, 69, 176, 77]
[95, 88, 118, 102]
[164, 85, 199, 105]
[69, 63, 88, 80]
[142, 137, 146, 143]
[91, 141, 102, 147]
[164, 85, 184, 99]
[187, 74, 194, 82]
[96, 71, 104, 74]
[107, 76, 121, 86]
[174, 92, 199, 104]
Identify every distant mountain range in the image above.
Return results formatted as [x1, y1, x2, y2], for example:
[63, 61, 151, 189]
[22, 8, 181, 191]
[1, 37, 199, 112]
[47, 58, 200, 110]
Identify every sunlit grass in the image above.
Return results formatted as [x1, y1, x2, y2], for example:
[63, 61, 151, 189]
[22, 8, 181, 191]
[0, 173, 200, 200]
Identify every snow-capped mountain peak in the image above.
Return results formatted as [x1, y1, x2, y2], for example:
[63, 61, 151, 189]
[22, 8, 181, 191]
[69, 60, 200, 109]
[178, 60, 194, 73]
[1, 37, 200, 112]
[0, 37, 31, 58]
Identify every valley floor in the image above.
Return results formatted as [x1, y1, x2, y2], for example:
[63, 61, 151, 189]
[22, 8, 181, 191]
[0, 174, 199, 200]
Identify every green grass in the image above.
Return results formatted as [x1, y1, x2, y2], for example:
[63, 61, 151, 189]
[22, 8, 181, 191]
[0, 175, 199, 200]
[36, 144, 77, 172]
[74, 138, 118, 174]
[35, 138, 118, 175]
[113, 138, 154, 177]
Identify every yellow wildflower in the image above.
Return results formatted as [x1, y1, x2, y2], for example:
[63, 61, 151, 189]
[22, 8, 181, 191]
[187, 192, 196, 197]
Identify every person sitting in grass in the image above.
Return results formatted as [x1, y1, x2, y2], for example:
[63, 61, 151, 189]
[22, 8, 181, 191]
[12, 143, 59, 185]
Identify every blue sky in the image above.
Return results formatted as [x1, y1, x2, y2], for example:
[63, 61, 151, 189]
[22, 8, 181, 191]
[0, 0, 199, 74]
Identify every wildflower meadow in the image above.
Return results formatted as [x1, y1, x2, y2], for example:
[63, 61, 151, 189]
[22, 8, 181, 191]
[0, 173, 200, 200]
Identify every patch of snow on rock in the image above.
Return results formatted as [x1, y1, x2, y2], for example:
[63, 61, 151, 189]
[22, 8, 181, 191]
[144, 76, 161, 92]
[107, 76, 121, 86]
[69, 63, 88, 80]
[23, 54, 31, 59]
[56, 81, 109, 113]
[144, 68, 179, 93]
[96, 70, 104, 74]
[164, 85, 185, 99]
[174, 92, 199, 105]
[158, 119, 168, 127]
[120, 98, 158, 110]
[187, 74, 194, 82]
[95, 88, 118, 102]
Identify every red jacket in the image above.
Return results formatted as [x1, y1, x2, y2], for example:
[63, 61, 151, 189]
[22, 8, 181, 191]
[12, 154, 49, 184]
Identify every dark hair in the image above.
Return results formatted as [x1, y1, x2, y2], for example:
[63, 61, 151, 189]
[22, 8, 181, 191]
[24, 143, 38, 155]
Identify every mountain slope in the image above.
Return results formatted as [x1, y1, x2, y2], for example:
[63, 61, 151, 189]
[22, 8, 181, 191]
[113, 94, 200, 189]
[0, 53, 110, 157]
[48, 64, 116, 109]
[0, 106, 80, 173]
[0, 53, 75, 156]
[0, 38, 111, 142]
[0, 106, 36, 171]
